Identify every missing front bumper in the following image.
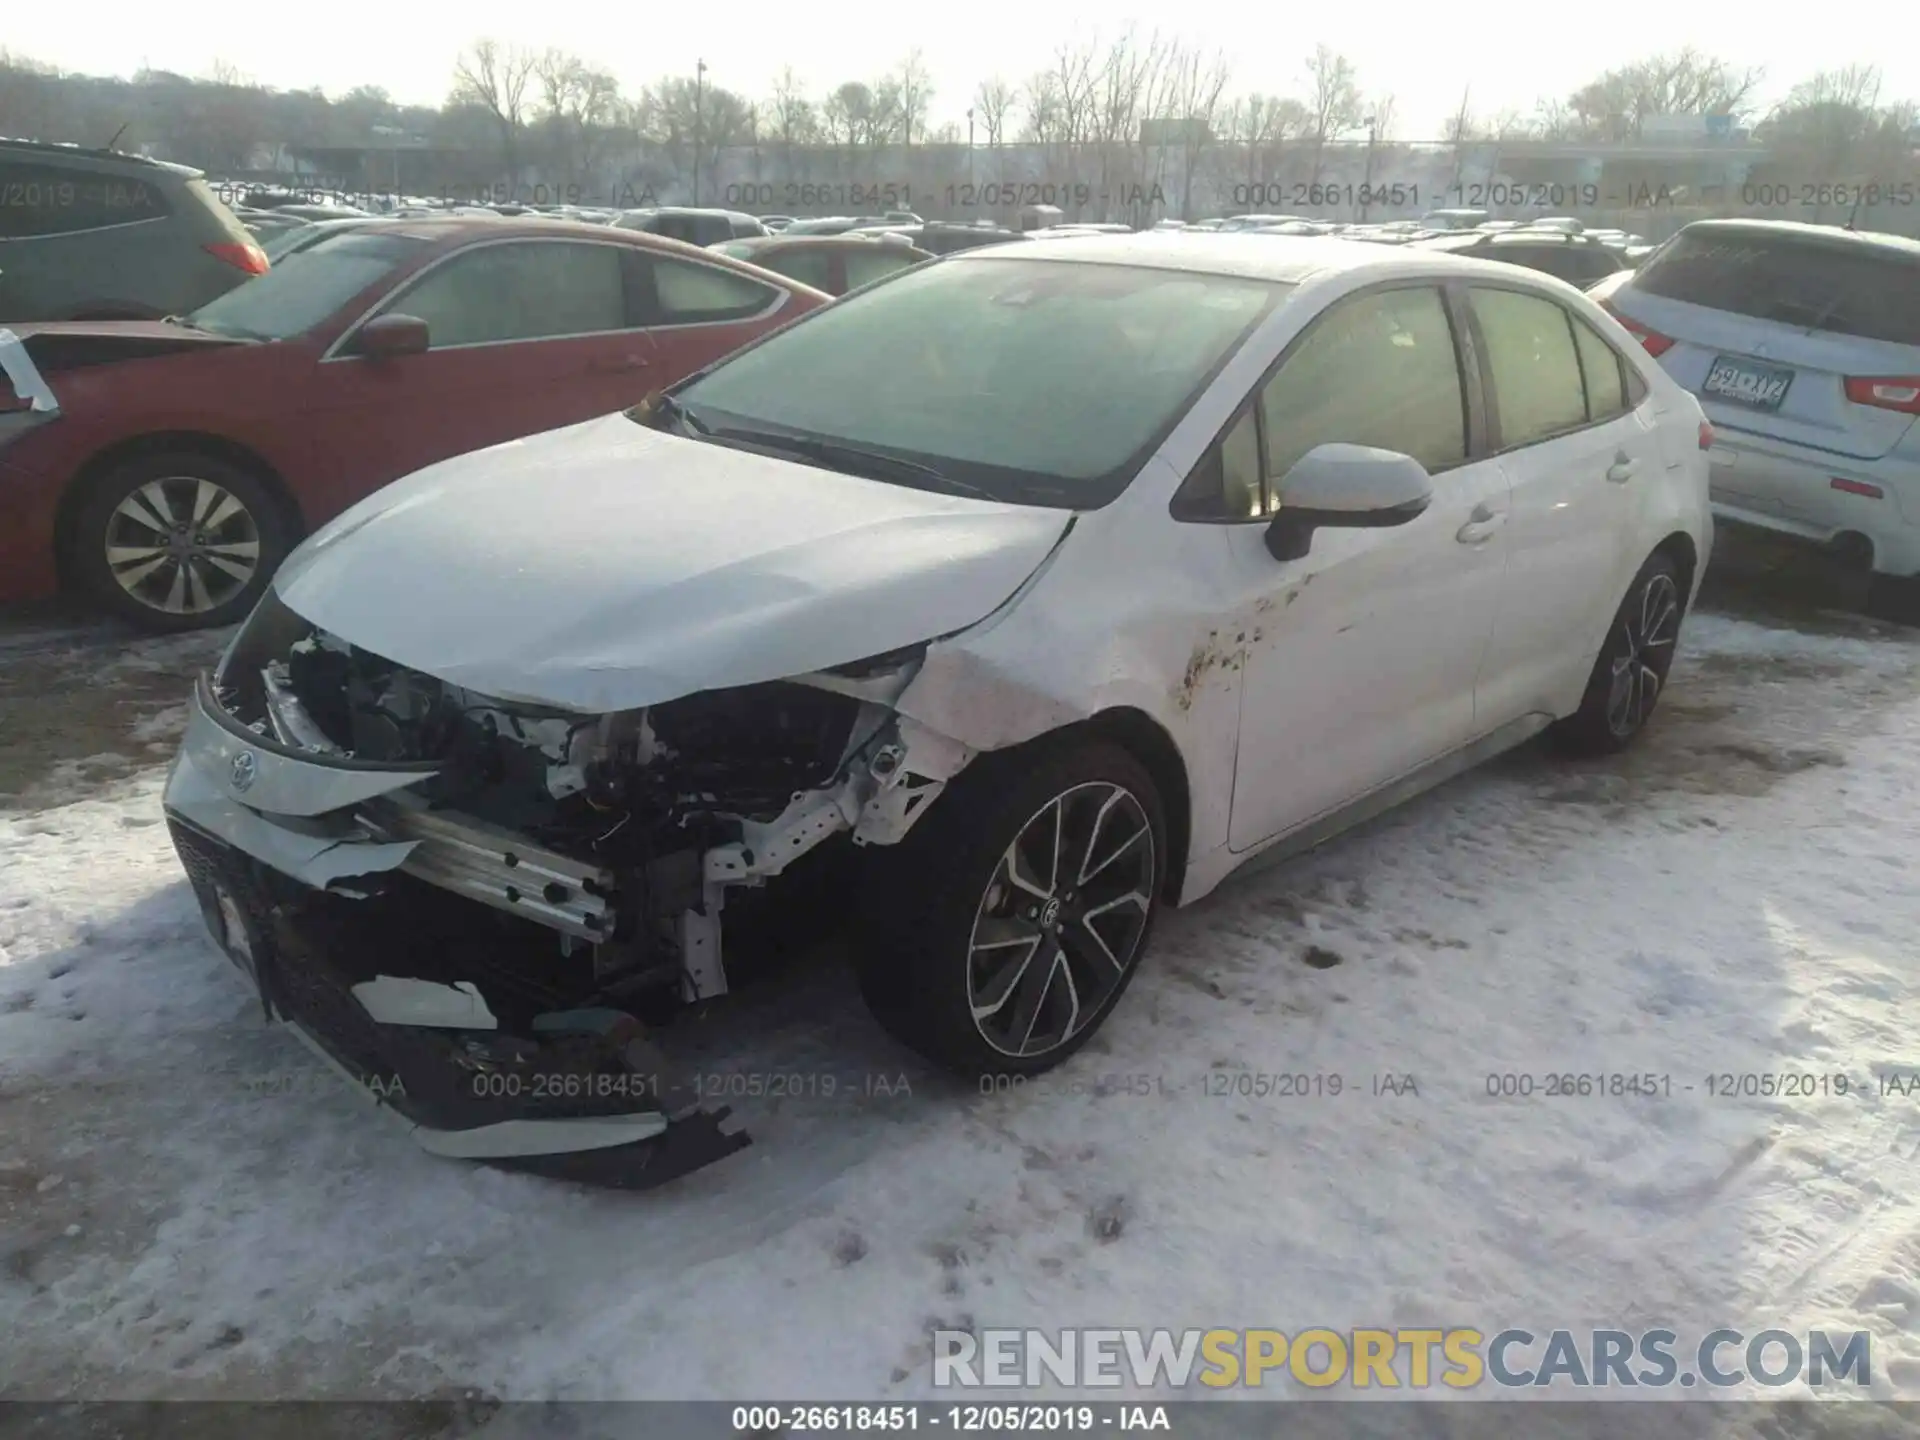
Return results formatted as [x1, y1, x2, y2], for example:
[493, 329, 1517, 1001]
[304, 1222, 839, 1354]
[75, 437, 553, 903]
[167, 815, 751, 1187]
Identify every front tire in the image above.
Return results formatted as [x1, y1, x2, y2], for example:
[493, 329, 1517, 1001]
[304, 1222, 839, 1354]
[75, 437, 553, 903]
[71, 451, 292, 632]
[1550, 552, 1684, 756]
[854, 739, 1167, 1078]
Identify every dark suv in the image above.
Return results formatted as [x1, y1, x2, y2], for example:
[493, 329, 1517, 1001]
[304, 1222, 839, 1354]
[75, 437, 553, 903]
[0, 140, 268, 321]
[610, 207, 768, 246]
[1414, 228, 1627, 288]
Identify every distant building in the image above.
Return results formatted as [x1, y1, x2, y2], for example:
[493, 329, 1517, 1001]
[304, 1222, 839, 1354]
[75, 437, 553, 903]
[1138, 118, 1211, 148]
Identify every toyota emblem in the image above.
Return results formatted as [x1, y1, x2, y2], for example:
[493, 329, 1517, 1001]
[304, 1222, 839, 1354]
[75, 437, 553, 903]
[229, 749, 259, 793]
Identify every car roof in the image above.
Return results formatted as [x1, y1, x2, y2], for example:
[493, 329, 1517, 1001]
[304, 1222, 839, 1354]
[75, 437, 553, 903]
[0, 137, 200, 178]
[1672, 217, 1920, 260]
[313, 215, 823, 290]
[951, 231, 1531, 285]
[301, 215, 785, 266]
[728, 234, 917, 252]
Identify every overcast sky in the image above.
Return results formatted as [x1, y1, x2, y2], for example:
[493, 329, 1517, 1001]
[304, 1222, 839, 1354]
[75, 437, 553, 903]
[8, 0, 1912, 139]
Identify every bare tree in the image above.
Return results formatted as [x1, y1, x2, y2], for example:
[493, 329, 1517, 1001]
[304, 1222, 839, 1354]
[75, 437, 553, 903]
[1766, 65, 1909, 174]
[452, 39, 538, 185]
[767, 68, 821, 150]
[1228, 93, 1310, 189]
[1367, 94, 1398, 143]
[635, 74, 755, 192]
[1088, 30, 1167, 211]
[1303, 45, 1362, 184]
[1030, 38, 1101, 183]
[1443, 86, 1477, 187]
[1565, 48, 1763, 142]
[974, 77, 1018, 145]
[1021, 71, 1063, 144]
[205, 58, 254, 87]
[823, 81, 883, 147]
[1164, 42, 1231, 221]
[535, 50, 623, 187]
[892, 50, 934, 147]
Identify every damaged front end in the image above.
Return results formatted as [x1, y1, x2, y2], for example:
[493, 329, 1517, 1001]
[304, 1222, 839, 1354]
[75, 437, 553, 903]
[163, 590, 974, 1186]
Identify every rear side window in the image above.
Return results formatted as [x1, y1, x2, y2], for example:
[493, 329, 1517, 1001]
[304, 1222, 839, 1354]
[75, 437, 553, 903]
[1570, 315, 1629, 420]
[650, 256, 780, 323]
[0, 160, 170, 238]
[1634, 229, 1920, 346]
[1470, 287, 1589, 448]
[386, 241, 628, 348]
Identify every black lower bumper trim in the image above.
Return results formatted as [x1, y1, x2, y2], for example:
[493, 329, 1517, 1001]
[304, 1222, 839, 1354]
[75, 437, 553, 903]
[166, 815, 752, 1189]
[487, 1105, 752, 1188]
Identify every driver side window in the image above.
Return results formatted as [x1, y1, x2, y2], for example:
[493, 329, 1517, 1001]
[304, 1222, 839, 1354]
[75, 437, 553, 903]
[376, 241, 627, 349]
[1174, 285, 1468, 521]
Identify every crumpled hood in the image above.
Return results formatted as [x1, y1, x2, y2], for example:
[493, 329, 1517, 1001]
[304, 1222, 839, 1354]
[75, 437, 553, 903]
[273, 414, 1073, 712]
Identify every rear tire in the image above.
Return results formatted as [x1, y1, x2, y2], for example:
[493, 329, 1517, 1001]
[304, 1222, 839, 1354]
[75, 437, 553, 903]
[853, 739, 1167, 1078]
[1549, 552, 1684, 757]
[71, 450, 292, 633]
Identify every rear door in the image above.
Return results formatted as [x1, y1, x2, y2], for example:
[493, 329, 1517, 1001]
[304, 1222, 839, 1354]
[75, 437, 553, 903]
[305, 237, 655, 510]
[1613, 227, 1920, 494]
[1218, 282, 1511, 849]
[1467, 283, 1657, 723]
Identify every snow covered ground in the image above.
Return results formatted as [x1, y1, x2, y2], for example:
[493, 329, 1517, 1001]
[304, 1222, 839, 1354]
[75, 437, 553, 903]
[5, 576, 1920, 1418]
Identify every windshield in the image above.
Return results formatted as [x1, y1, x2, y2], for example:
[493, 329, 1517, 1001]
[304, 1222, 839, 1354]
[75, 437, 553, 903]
[668, 256, 1289, 507]
[185, 230, 432, 340]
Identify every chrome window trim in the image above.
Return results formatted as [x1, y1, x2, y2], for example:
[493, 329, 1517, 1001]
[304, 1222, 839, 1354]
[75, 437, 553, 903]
[319, 234, 789, 363]
[1, 214, 171, 242]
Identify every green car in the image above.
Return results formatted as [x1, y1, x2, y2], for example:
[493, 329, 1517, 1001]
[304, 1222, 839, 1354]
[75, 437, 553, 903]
[0, 139, 269, 321]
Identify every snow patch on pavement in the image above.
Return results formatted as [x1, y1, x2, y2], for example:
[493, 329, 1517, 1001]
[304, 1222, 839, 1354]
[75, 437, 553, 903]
[3, 610, 1920, 1406]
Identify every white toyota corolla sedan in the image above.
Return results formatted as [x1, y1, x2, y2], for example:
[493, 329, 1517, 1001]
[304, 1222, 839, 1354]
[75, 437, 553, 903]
[162, 234, 1713, 1183]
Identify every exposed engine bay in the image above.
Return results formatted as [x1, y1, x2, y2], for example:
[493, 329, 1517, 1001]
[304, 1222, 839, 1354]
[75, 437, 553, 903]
[206, 593, 972, 1006]
[160, 593, 976, 1185]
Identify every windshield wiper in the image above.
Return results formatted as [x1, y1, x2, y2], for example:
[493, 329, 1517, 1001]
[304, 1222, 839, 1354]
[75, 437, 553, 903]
[705, 426, 996, 500]
[627, 390, 709, 436]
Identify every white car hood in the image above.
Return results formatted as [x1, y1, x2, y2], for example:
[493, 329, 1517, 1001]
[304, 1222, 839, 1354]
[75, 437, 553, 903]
[273, 414, 1073, 713]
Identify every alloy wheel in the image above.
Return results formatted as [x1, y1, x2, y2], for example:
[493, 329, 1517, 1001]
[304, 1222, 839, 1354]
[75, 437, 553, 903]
[967, 781, 1156, 1059]
[1605, 570, 1680, 738]
[104, 477, 262, 616]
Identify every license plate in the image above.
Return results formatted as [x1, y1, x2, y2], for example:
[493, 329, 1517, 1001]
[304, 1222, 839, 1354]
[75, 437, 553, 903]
[1702, 355, 1793, 411]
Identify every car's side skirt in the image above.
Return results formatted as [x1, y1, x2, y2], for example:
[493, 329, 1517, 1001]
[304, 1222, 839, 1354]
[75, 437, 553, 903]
[1180, 711, 1557, 904]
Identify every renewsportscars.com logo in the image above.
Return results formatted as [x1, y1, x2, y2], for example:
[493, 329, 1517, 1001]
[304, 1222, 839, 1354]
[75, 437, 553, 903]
[932, 1328, 1873, 1391]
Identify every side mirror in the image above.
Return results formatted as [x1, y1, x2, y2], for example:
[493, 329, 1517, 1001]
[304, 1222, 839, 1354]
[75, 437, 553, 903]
[354, 313, 429, 359]
[1264, 443, 1435, 562]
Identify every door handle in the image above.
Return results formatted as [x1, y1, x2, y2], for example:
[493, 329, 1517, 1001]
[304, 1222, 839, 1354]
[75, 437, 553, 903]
[591, 353, 651, 374]
[1606, 451, 1639, 483]
[1455, 504, 1506, 545]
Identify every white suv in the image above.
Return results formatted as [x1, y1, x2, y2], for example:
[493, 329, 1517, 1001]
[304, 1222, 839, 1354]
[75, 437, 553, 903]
[1599, 220, 1920, 610]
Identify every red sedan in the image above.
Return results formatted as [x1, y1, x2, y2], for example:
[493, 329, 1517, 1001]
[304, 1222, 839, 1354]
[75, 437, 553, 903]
[0, 217, 828, 629]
